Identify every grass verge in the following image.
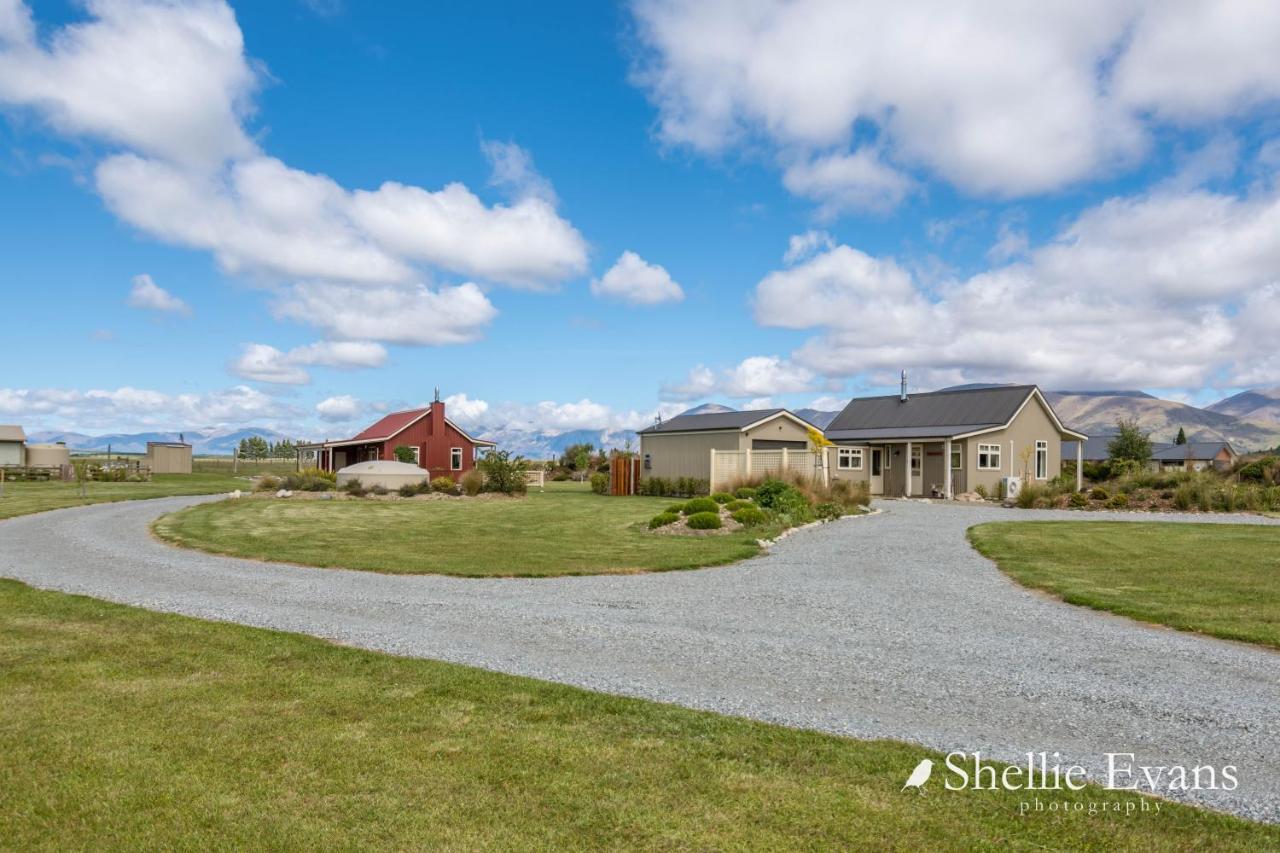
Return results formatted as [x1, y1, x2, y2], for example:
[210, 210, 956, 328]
[153, 486, 781, 577]
[969, 521, 1280, 649]
[2, 579, 1274, 849]
[0, 474, 248, 521]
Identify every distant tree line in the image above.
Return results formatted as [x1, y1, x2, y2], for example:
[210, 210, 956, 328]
[236, 437, 298, 460]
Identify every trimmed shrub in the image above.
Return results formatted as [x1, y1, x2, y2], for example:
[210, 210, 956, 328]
[725, 499, 754, 512]
[397, 483, 418, 498]
[431, 476, 458, 495]
[1068, 491, 1089, 508]
[685, 511, 722, 530]
[1105, 493, 1129, 509]
[414, 478, 432, 495]
[665, 503, 686, 514]
[814, 502, 844, 520]
[734, 487, 757, 500]
[283, 468, 335, 492]
[551, 472, 571, 481]
[1090, 486, 1109, 500]
[462, 468, 485, 497]
[648, 512, 680, 529]
[255, 475, 281, 492]
[681, 497, 719, 515]
[710, 492, 735, 504]
[342, 478, 366, 497]
[731, 506, 768, 526]
[590, 472, 609, 495]
[369, 484, 389, 496]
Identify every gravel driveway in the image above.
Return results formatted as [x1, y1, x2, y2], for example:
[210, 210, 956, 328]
[2, 496, 1278, 821]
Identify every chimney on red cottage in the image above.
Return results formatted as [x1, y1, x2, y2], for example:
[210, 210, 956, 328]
[429, 386, 443, 436]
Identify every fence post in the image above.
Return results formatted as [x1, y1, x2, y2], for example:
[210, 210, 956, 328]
[781, 447, 789, 478]
[709, 448, 717, 493]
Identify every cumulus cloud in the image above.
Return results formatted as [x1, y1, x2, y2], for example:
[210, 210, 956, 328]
[0, 384, 297, 431]
[1, 0, 588, 350]
[662, 356, 814, 401]
[630, 0, 1280, 202]
[442, 392, 490, 424]
[782, 230, 834, 264]
[754, 181, 1280, 390]
[229, 340, 388, 385]
[127, 273, 190, 315]
[315, 394, 362, 422]
[591, 251, 684, 305]
[0, 0, 258, 167]
[782, 149, 914, 216]
[274, 282, 497, 347]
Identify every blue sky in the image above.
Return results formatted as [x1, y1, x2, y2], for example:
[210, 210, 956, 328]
[2, 1, 1279, 437]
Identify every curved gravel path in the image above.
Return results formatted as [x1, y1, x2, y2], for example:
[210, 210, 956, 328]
[2, 496, 1279, 821]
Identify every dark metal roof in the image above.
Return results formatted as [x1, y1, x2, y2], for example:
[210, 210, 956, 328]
[825, 385, 1040, 438]
[639, 408, 809, 434]
[827, 424, 998, 441]
[1061, 435, 1115, 462]
[1152, 441, 1236, 461]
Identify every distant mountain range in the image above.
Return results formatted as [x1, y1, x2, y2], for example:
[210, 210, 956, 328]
[27, 426, 294, 455]
[23, 385, 1280, 458]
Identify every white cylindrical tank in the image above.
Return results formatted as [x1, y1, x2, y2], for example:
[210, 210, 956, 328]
[335, 460, 429, 491]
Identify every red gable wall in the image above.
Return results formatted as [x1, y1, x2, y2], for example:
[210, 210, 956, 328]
[373, 401, 480, 480]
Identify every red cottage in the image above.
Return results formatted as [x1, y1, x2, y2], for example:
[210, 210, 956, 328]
[313, 394, 495, 481]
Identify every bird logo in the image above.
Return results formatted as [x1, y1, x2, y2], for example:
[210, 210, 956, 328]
[902, 758, 934, 793]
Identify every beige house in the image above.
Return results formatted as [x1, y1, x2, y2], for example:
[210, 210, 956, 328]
[146, 441, 193, 474]
[0, 425, 25, 466]
[1149, 441, 1238, 472]
[639, 408, 820, 486]
[824, 385, 1087, 498]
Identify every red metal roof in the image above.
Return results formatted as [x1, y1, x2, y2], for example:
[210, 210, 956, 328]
[349, 408, 427, 441]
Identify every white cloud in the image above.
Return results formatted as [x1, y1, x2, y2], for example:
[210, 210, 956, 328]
[315, 394, 362, 422]
[481, 138, 557, 205]
[754, 181, 1280, 390]
[0, 384, 297, 431]
[3, 0, 588, 352]
[229, 340, 388, 385]
[782, 230, 834, 264]
[127, 273, 190, 315]
[442, 392, 490, 424]
[590, 251, 684, 305]
[781, 149, 913, 215]
[806, 394, 847, 411]
[661, 356, 814, 401]
[274, 282, 497, 347]
[0, 0, 258, 167]
[741, 397, 774, 410]
[986, 221, 1029, 263]
[630, 0, 1280, 200]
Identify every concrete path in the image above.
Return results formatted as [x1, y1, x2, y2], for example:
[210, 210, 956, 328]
[2, 496, 1278, 821]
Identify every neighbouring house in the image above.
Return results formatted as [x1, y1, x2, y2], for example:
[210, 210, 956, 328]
[1149, 441, 1238, 472]
[638, 408, 821, 487]
[146, 441, 193, 474]
[0, 425, 25, 466]
[310, 393, 495, 481]
[824, 383, 1087, 498]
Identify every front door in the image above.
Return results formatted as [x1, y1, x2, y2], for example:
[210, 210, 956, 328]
[869, 447, 884, 494]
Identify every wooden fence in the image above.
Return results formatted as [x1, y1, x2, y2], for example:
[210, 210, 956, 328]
[609, 455, 641, 496]
[709, 448, 827, 493]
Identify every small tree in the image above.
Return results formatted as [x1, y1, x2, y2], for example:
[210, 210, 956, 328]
[806, 427, 833, 471]
[1108, 418, 1153, 465]
[393, 445, 417, 464]
[1174, 427, 1187, 445]
[477, 449, 528, 494]
[573, 447, 592, 481]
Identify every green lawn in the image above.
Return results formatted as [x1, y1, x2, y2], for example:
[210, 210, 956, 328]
[0, 473, 249, 521]
[969, 521, 1280, 649]
[154, 486, 780, 577]
[2, 580, 1273, 850]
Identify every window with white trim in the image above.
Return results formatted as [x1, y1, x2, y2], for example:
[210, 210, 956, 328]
[837, 447, 863, 470]
[910, 445, 921, 474]
[977, 443, 1001, 470]
[1035, 440, 1048, 480]
[450, 447, 463, 470]
[409, 445, 420, 465]
[951, 446, 962, 470]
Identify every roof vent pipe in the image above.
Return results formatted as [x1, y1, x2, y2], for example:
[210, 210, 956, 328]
[900, 369, 908, 402]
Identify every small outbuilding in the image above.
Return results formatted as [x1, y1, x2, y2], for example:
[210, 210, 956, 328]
[335, 460, 430, 491]
[639, 408, 820, 488]
[146, 441, 193, 474]
[0, 425, 25, 466]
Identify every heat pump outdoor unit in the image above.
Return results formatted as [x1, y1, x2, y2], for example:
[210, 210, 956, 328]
[1002, 476, 1022, 500]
